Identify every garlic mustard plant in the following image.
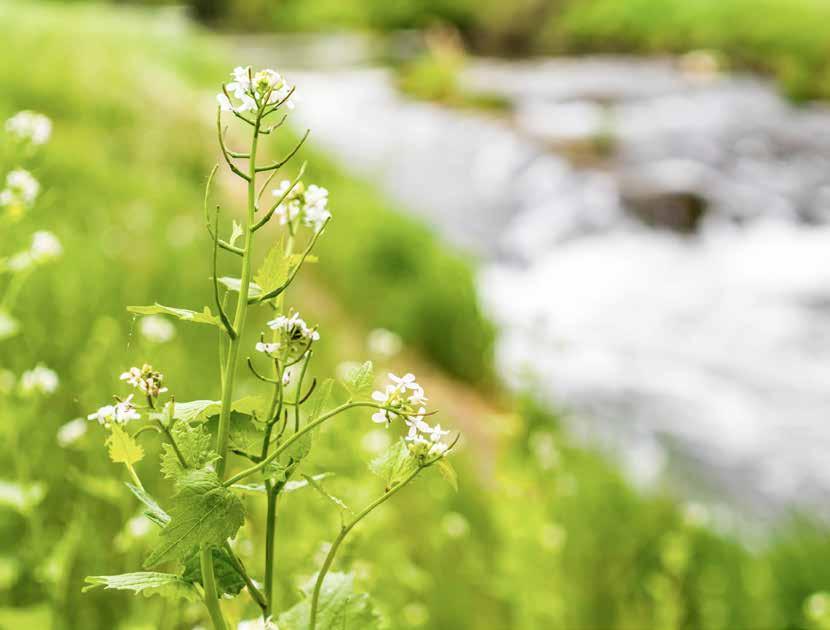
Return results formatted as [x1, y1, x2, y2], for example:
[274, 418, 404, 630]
[83, 66, 458, 630]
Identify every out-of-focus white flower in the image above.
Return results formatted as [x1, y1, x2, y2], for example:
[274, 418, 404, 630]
[127, 515, 152, 538]
[88, 394, 141, 426]
[220, 65, 295, 114]
[120, 364, 168, 398]
[441, 512, 470, 539]
[29, 231, 62, 263]
[139, 315, 176, 344]
[237, 616, 277, 630]
[57, 417, 88, 447]
[271, 180, 330, 232]
[255, 341, 280, 355]
[19, 364, 59, 396]
[5, 111, 51, 145]
[0, 169, 39, 209]
[367, 328, 403, 358]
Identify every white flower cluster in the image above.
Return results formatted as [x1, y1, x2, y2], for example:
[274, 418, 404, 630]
[371, 373, 450, 458]
[0, 169, 39, 210]
[6, 230, 62, 272]
[88, 394, 141, 427]
[217, 66, 295, 114]
[120, 364, 168, 398]
[271, 180, 331, 233]
[5, 111, 51, 146]
[19, 363, 59, 396]
[256, 312, 320, 359]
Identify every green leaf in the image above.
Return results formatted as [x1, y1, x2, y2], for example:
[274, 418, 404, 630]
[342, 361, 374, 398]
[83, 572, 199, 602]
[160, 423, 216, 479]
[254, 238, 290, 294]
[308, 378, 335, 423]
[436, 459, 458, 492]
[231, 395, 270, 421]
[169, 400, 221, 423]
[232, 472, 334, 495]
[107, 425, 144, 465]
[303, 474, 351, 516]
[126, 483, 170, 527]
[368, 439, 418, 489]
[277, 572, 381, 630]
[144, 468, 245, 568]
[217, 276, 263, 299]
[0, 310, 20, 341]
[128, 304, 221, 327]
[264, 430, 312, 483]
[0, 480, 45, 514]
[182, 547, 245, 597]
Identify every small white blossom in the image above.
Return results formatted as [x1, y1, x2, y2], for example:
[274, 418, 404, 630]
[19, 364, 59, 396]
[139, 315, 176, 344]
[88, 394, 141, 426]
[5, 111, 51, 145]
[261, 312, 320, 359]
[29, 231, 62, 263]
[255, 341, 280, 355]
[237, 617, 277, 630]
[0, 169, 39, 209]
[371, 373, 426, 425]
[120, 364, 168, 398]
[221, 65, 295, 114]
[367, 328, 402, 358]
[57, 418, 88, 447]
[271, 180, 331, 232]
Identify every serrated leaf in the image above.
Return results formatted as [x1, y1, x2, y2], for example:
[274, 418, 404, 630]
[342, 361, 374, 398]
[369, 439, 418, 489]
[127, 304, 221, 327]
[182, 547, 245, 597]
[144, 468, 245, 568]
[83, 572, 199, 602]
[169, 400, 221, 423]
[107, 425, 144, 466]
[0, 310, 20, 341]
[436, 459, 458, 492]
[254, 238, 290, 294]
[217, 276, 263, 298]
[277, 572, 381, 630]
[264, 430, 312, 483]
[126, 483, 170, 527]
[160, 423, 216, 479]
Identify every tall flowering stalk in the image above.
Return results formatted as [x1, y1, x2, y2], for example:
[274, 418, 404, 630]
[83, 66, 458, 630]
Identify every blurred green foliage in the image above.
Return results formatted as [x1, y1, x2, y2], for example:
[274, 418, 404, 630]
[2, 1, 830, 629]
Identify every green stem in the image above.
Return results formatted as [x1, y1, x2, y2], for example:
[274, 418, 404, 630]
[264, 484, 279, 615]
[215, 110, 261, 479]
[308, 467, 422, 630]
[200, 547, 228, 630]
[222, 541, 268, 612]
[223, 401, 386, 487]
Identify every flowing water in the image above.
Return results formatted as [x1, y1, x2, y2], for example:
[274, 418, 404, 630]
[238, 40, 830, 519]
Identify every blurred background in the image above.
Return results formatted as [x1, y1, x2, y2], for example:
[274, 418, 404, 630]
[2, 0, 830, 627]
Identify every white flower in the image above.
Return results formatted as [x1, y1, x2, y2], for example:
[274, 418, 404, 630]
[0, 169, 39, 208]
[57, 418, 88, 447]
[237, 617, 277, 630]
[271, 180, 330, 232]
[371, 373, 428, 426]
[263, 312, 320, 359]
[221, 66, 295, 114]
[255, 341, 280, 355]
[19, 364, 59, 396]
[29, 231, 62, 263]
[139, 315, 176, 344]
[120, 364, 168, 398]
[367, 328, 402, 358]
[88, 394, 141, 426]
[217, 93, 233, 112]
[5, 111, 51, 145]
[6, 251, 33, 272]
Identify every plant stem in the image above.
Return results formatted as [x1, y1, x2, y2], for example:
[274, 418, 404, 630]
[215, 109, 261, 480]
[264, 483, 279, 615]
[222, 541, 268, 612]
[200, 547, 228, 630]
[223, 401, 387, 487]
[308, 466, 422, 630]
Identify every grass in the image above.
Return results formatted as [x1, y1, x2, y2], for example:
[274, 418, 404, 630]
[3, 1, 830, 629]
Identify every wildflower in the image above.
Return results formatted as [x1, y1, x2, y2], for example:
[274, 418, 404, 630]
[139, 315, 176, 344]
[120, 364, 168, 398]
[367, 328, 402, 358]
[260, 312, 320, 359]
[219, 66, 294, 114]
[57, 418, 88, 447]
[0, 169, 39, 210]
[238, 617, 277, 630]
[271, 180, 331, 232]
[19, 364, 59, 396]
[29, 231, 62, 263]
[88, 394, 141, 426]
[370, 372, 427, 426]
[5, 111, 51, 145]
